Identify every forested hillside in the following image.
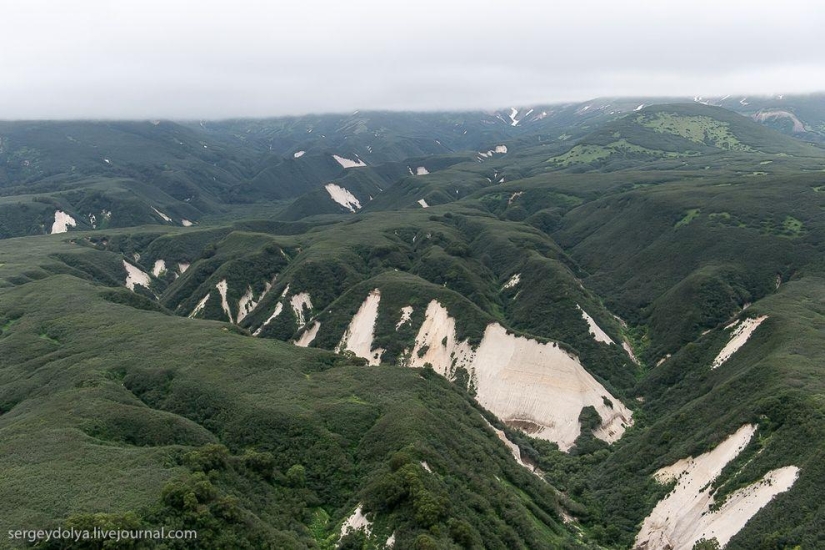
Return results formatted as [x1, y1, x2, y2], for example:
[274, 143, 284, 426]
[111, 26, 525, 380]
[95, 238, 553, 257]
[1, 97, 824, 549]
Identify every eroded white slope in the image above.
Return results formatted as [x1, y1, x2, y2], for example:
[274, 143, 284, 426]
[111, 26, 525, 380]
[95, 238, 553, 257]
[333, 154, 367, 168]
[636, 424, 799, 550]
[396, 306, 413, 330]
[253, 302, 283, 336]
[295, 321, 320, 347]
[51, 210, 77, 234]
[237, 279, 274, 323]
[417, 199, 429, 208]
[324, 183, 361, 212]
[711, 316, 768, 369]
[483, 418, 536, 473]
[189, 294, 210, 318]
[336, 289, 385, 365]
[503, 274, 520, 289]
[577, 305, 615, 345]
[151, 207, 172, 223]
[408, 301, 632, 451]
[123, 260, 151, 291]
[290, 293, 313, 327]
[216, 279, 233, 323]
[416, 166, 429, 175]
[340, 504, 372, 538]
[151, 260, 166, 277]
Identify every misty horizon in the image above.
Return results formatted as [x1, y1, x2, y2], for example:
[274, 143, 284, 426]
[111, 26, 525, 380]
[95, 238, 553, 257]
[2, 0, 824, 119]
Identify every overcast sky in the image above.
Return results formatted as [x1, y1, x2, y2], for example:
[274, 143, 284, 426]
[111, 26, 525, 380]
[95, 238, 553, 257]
[1, 0, 824, 119]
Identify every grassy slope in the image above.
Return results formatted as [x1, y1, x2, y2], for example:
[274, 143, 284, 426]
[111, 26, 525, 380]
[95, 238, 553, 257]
[0, 235, 591, 549]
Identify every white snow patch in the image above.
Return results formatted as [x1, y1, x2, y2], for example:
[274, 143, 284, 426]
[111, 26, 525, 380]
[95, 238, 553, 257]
[396, 306, 413, 330]
[151, 207, 172, 223]
[407, 301, 632, 451]
[324, 183, 362, 213]
[336, 289, 385, 365]
[578, 305, 615, 345]
[290, 293, 313, 327]
[503, 274, 521, 289]
[253, 302, 283, 336]
[189, 294, 210, 318]
[216, 279, 233, 323]
[339, 505, 372, 538]
[415, 166, 429, 175]
[181, 219, 193, 227]
[151, 260, 166, 277]
[50, 210, 77, 234]
[417, 199, 429, 208]
[635, 104, 645, 111]
[293, 150, 305, 158]
[123, 260, 151, 291]
[636, 424, 799, 550]
[295, 321, 321, 347]
[333, 154, 366, 168]
[711, 316, 768, 369]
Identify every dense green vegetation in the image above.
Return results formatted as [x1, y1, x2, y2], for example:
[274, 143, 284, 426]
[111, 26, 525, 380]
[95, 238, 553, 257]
[2, 99, 825, 548]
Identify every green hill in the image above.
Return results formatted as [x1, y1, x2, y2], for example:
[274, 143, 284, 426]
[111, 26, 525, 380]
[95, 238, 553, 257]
[2, 99, 825, 549]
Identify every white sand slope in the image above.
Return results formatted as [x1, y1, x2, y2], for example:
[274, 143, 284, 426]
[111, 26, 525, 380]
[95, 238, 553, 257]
[578, 305, 615, 345]
[340, 504, 372, 538]
[181, 219, 193, 227]
[396, 306, 413, 330]
[295, 321, 320, 347]
[290, 292, 313, 327]
[333, 154, 366, 168]
[484, 418, 536, 473]
[151, 207, 172, 223]
[188, 294, 210, 318]
[408, 300, 632, 451]
[253, 302, 283, 336]
[417, 199, 429, 208]
[237, 279, 274, 323]
[178, 262, 190, 273]
[416, 166, 429, 175]
[216, 279, 233, 323]
[122, 260, 151, 291]
[636, 424, 799, 550]
[711, 316, 768, 369]
[508, 192, 523, 205]
[324, 183, 362, 212]
[51, 210, 77, 234]
[151, 260, 166, 277]
[336, 289, 385, 365]
[503, 274, 521, 289]
[622, 342, 640, 365]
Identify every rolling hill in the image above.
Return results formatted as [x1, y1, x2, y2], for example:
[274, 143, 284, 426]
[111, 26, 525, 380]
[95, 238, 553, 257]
[1, 99, 824, 549]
